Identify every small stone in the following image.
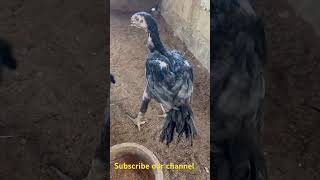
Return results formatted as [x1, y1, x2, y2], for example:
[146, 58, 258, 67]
[204, 167, 209, 173]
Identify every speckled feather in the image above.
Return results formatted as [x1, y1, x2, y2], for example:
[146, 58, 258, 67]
[145, 50, 193, 109]
[132, 12, 197, 144]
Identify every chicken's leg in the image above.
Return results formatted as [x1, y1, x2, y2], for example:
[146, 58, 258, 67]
[127, 88, 150, 131]
[127, 112, 146, 131]
[156, 104, 167, 118]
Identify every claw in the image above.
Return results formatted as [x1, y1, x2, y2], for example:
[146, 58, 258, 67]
[157, 104, 167, 118]
[127, 112, 146, 131]
[156, 114, 167, 118]
[160, 104, 166, 114]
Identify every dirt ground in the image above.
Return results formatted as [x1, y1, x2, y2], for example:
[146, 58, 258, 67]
[251, 0, 320, 179]
[0, 0, 107, 180]
[110, 11, 210, 180]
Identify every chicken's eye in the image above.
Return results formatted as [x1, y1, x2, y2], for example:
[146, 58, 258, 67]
[135, 17, 139, 21]
[140, 19, 143, 23]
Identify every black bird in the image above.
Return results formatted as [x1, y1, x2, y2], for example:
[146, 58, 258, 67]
[0, 38, 17, 81]
[129, 12, 196, 145]
[212, 0, 268, 180]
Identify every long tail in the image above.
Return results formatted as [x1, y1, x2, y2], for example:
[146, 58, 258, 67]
[248, 140, 268, 180]
[160, 104, 197, 145]
[227, 133, 268, 180]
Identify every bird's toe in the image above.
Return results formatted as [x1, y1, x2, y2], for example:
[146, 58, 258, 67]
[127, 114, 146, 131]
[156, 114, 167, 118]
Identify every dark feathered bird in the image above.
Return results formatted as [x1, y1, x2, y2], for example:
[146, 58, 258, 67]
[212, 0, 268, 180]
[0, 38, 17, 81]
[129, 12, 196, 145]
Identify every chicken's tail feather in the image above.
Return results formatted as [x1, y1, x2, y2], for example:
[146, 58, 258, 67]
[249, 142, 268, 180]
[160, 104, 197, 145]
[227, 133, 268, 180]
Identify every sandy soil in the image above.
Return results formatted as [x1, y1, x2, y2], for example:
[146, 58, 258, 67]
[110, 11, 210, 180]
[0, 0, 107, 180]
[251, 0, 320, 179]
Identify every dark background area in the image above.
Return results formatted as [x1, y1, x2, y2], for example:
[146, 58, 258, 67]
[0, 0, 108, 179]
[252, 0, 320, 179]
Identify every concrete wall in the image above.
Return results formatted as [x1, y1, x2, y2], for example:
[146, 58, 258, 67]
[287, 0, 320, 35]
[110, 0, 158, 12]
[161, 0, 210, 71]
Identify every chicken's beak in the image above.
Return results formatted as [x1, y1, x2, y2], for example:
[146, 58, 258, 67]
[130, 19, 148, 32]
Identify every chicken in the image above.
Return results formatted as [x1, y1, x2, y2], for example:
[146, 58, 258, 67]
[129, 12, 197, 145]
[212, 0, 268, 179]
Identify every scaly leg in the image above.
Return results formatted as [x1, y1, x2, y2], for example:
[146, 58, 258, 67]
[127, 88, 150, 131]
[156, 104, 167, 118]
[127, 112, 146, 131]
